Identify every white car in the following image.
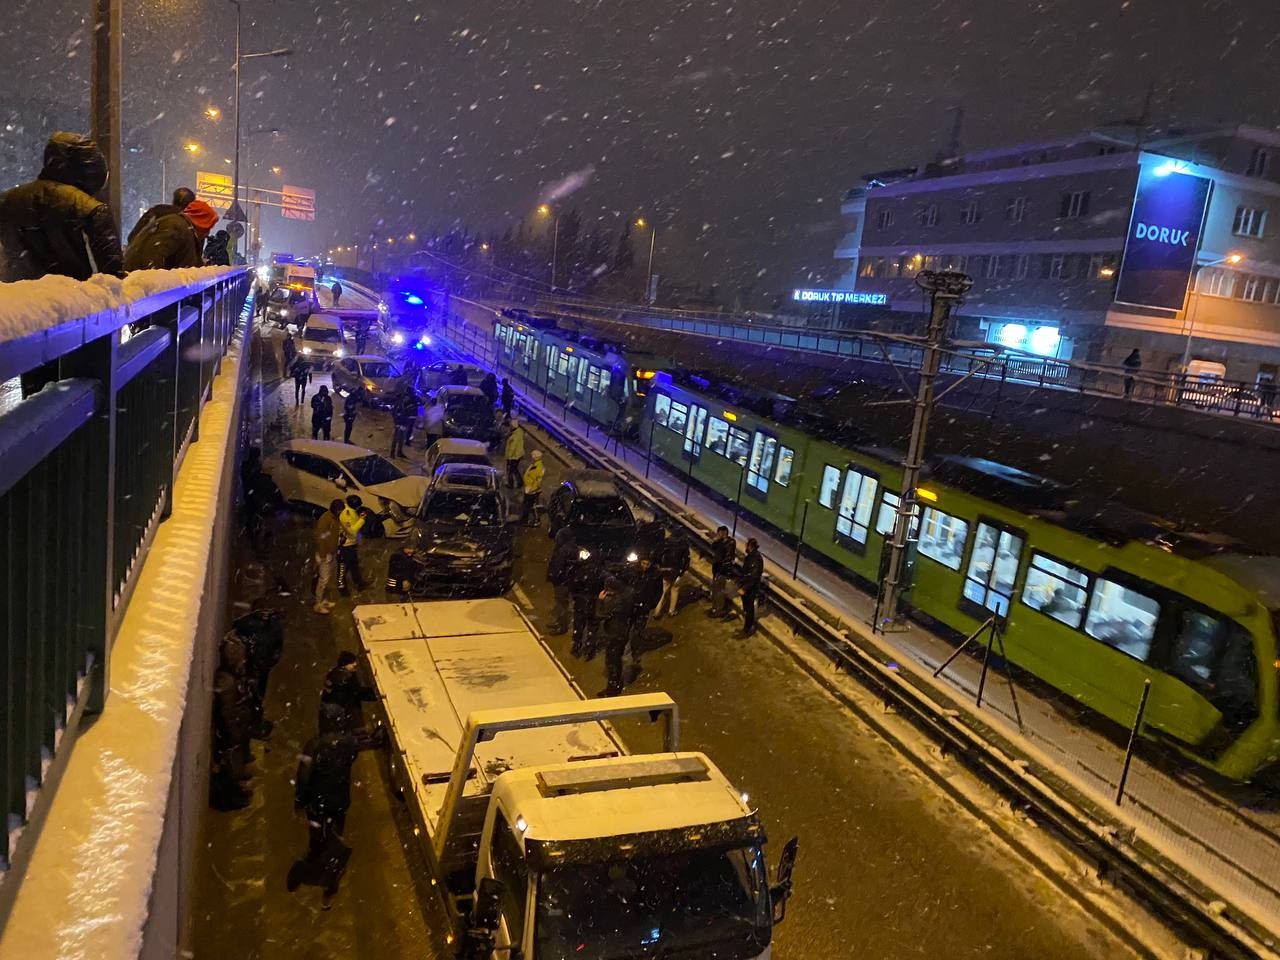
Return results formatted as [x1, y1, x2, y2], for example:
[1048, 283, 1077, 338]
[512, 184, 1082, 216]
[297, 314, 349, 367]
[263, 439, 429, 537]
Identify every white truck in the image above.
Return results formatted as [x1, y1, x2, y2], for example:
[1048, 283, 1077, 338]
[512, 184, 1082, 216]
[354, 598, 798, 960]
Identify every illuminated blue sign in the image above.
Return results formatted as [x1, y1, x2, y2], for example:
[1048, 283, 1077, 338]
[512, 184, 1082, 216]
[792, 288, 888, 306]
[1115, 163, 1212, 311]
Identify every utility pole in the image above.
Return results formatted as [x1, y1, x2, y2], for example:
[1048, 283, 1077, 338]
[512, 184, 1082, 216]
[90, 0, 123, 225]
[645, 225, 657, 302]
[873, 269, 972, 631]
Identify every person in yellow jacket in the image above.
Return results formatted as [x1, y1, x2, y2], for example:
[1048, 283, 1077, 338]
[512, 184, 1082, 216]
[521, 450, 544, 526]
[336, 494, 367, 595]
[504, 417, 525, 489]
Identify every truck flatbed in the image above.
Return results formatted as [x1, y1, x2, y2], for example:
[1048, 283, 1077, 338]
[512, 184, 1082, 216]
[353, 600, 624, 837]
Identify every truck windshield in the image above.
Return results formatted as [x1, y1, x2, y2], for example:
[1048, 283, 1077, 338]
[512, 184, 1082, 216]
[534, 844, 769, 959]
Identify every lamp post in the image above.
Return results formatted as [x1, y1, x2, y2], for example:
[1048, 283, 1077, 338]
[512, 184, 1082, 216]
[90, 0, 123, 224]
[636, 217, 657, 302]
[1180, 252, 1244, 371]
[537, 203, 562, 290]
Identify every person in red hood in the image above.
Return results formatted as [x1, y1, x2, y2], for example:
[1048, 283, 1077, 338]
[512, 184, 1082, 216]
[123, 198, 219, 270]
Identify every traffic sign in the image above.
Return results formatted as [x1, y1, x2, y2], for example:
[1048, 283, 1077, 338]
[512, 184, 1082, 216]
[195, 170, 234, 210]
[225, 200, 249, 223]
[281, 184, 316, 221]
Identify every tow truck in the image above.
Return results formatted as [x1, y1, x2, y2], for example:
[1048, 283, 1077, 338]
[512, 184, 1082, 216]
[354, 598, 798, 959]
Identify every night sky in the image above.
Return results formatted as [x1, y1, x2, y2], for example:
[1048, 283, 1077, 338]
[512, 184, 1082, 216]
[2, 0, 1278, 299]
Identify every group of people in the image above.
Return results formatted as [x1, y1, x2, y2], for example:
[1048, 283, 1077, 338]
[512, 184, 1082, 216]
[312, 494, 382, 613]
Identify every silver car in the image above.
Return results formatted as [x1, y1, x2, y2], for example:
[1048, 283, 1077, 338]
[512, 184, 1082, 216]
[331, 354, 408, 405]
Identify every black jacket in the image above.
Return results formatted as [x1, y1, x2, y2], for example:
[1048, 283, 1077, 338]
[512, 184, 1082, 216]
[295, 730, 361, 815]
[632, 565, 665, 614]
[711, 537, 736, 578]
[321, 665, 375, 712]
[233, 610, 283, 675]
[548, 531, 577, 585]
[594, 588, 634, 642]
[204, 233, 231, 266]
[659, 536, 691, 578]
[0, 132, 123, 282]
[501, 382, 515, 407]
[123, 212, 203, 270]
[739, 549, 764, 592]
[291, 357, 311, 384]
[212, 667, 255, 744]
[311, 392, 334, 422]
[343, 392, 360, 421]
[127, 202, 179, 243]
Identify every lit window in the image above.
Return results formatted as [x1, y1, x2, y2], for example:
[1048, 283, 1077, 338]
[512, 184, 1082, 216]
[667, 400, 689, 435]
[1022, 553, 1089, 629]
[653, 393, 671, 427]
[746, 432, 778, 495]
[1084, 578, 1160, 662]
[706, 416, 729, 456]
[683, 404, 708, 457]
[875, 491, 919, 537]
[835, 469, 879, 547]
[818, 465, 840, 508]
[545, 345, 559, 377]
[917, 508, 968, 570]
[961, 522, 1025, 616]
[774, 445, 795, 487]
[725, 426, 751, 466]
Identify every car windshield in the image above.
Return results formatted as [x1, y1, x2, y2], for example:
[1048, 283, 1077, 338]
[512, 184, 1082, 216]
[340, 455, 404, 487]
[304, 327, 342, 343]
[572, 495, 632, 526]
[361, 361, 399, 378]
[445, 395, 492, 425]
[420, 490, 501, 525]
[534, 844, 769, 960]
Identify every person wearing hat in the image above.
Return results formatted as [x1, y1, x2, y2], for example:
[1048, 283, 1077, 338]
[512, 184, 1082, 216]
[520, 449, 544, 525]
[123, 198, 219, 270]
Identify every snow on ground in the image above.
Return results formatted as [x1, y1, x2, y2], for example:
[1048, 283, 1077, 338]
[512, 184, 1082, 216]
[0, 267, 239, 343]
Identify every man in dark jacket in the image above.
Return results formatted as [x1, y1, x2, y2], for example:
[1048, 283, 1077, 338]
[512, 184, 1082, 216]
[500, 377, 516, 415]
[290, 354, 311, 406]
[546, 528, 576, 634]
[311, 385, 334, 440]
[330, 280, 343, 306]
[342, 387, 362, 444]
[707, 525, 737, 620]
[656, 529, 691, 620]
[390, 390, 418, 458]
[211, 635, 255, 809]
[127, 186, 195, 243]
[320, 651, 376, 732]
[204, 229, 232, 265]
[568, 546, 604, 659]
[0, 132, 123, 284]
[596, 577, 636, 697]
[123, 199, 218, 270]
[480, 372, 499, 408]
[233, 604, 284, 739]
[737, 538, 765, 638]
[628, 557, 665, 663]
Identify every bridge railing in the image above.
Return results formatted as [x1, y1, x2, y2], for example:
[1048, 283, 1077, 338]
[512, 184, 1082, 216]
[0, 267, 249, 885]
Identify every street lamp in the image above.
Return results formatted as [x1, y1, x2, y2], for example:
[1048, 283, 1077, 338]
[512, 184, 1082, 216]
[636, 217, 657, 302]
[1180, 252, 1245, 370]
[205, 106, 222, 120]
[537, 204, 562, 289]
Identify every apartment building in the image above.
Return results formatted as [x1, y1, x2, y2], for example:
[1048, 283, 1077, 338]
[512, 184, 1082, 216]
[832, 125, 1280, 386]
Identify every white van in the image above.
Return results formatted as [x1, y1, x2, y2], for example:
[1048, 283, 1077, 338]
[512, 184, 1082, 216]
[298, 314, 348, 367]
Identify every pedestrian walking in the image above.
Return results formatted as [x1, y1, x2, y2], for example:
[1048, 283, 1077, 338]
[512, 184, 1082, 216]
[656, 528, 691, 619]
[282, 331, 297, 371]
[596, 577, 637, 697]
[480, 371, 499, 408]
[390, 390, 417, 458]
[1122, 348, 1141, 399]
[707, 525, 737, 619]
[123, 199, 218, 270]
[311, 385, 334, 440]
[291, 355, 312, 406]
[313, 499, 343, 614]
[423, 394, 444, 450]
[521, 449, 544, 525]
[286, 706, 379, 908]
[547, 528, 576, 634]
[737, 538, 764, 638]
[0, 132, 124, 398]
[210, 635, 255, 810]
[233, 604, 284, 740]
[569, 547, 603, 659]
[341, 388, 361, 444]
[331, 280, 343, 307]
[336, 494, 367, 596]
[504, 418, 526, 488]
[319, 650, 376, 732]
[500, 377, 515, 416]
[127, 186, 195, 243]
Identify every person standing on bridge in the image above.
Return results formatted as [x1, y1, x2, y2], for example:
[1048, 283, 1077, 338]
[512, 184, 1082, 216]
[480, 371, 499, 408]
[341, 387, 362, 444]
[504, 417, 526, 488]
[390, 390, 418, 459]
[310, 385, 334, 440]
[127, 186, 195, 243]
[330, 280, 342, 307]
[656, 527, 691, 620]
[569, 546, 603, 659]
[501, 377, 516, 416]
[123, 199, 218, 270]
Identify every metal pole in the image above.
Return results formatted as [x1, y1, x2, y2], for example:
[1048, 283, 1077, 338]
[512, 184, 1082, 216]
[683, 449, 695, 505]
[1116, 680, 1152, 806]
[645, 417, 656, 478]
[550, 215, 560, 291]
[585, 387, 594, 438]
[731, 466, 744, 538]
[874, 270, 972, 632]
[1179, 277, 1201, 372]
[975, 620, 998, 708]
[792, 500, 809, 580]
[90, 0, 123, 226]
[231, 0, 242, 261]
[645, 227, 657, 302]
[160, 157, 166, 200]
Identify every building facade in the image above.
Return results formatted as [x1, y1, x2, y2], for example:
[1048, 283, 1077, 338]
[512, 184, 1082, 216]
[832, 126, 1280, 387]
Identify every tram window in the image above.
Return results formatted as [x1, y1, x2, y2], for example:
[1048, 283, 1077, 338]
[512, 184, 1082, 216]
[1169, 613, 1259, 726]
[557, 351, 569, 376]
[875, 491, 919, 538]
[726, 426, 751, 466]
[599, 368, 612, 394]
[575, 358, 590, 395]
[1021, 553, 1089, 629]
[1084, 578, 1160, 662]
[746, 432, 778, 494]
[774, 445, 795, 487]
[819, 465, 840, 508]
[918, 509, 968, 570]
[667, 400, 689, 435]
[653, 393, 671, 426]
[1170, 610, 1222, 684]
[546, 345, 559, 377]
[587, 365, 601, 392]
[962, 523, 1025, 616]
[835, 469, 878, 546]
[684, 404, 708, 457]
[706, 417, 729, 456]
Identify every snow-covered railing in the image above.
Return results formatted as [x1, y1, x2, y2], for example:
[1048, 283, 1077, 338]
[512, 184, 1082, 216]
[0, 267, 249, 914]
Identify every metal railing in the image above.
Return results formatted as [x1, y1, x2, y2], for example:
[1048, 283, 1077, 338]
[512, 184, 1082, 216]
[534, 297, 1280, 425]
[0, 268, 250, 879]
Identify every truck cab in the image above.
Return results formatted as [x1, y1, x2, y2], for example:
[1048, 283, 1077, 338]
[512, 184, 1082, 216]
[474, 754, 788, 959]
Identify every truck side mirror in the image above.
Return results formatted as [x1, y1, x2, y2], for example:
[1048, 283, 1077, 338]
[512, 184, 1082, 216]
[769, 836, 799, 925]
[458, 877, 505, 959]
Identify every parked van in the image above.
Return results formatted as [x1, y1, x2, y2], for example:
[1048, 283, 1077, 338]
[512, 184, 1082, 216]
[298, 314, 348, 367]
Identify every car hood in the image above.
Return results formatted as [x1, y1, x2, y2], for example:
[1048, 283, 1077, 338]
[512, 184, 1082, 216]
[413, 522, 511, 558]
[366, 475, 429, 510]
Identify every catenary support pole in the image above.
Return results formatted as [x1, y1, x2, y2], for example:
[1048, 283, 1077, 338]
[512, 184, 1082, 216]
[1116, 680, 1152, 806]
[90, 0, 123, 226]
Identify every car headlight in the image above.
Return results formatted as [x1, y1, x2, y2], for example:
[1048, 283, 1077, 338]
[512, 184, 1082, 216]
[335, 348, 345, 358]
[302, 346, 313, 354]
[391, 332, 405, 345]
[419, 335, 432, 346]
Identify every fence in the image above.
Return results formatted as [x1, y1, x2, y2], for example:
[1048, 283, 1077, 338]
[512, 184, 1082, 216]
[0, 268, 249, 879]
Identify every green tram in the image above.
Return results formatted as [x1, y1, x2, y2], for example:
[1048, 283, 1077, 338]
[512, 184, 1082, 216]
[488, 317, 1280, 781]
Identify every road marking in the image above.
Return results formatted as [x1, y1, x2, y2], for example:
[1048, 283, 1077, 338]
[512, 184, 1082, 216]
[512, 584, 534, 612]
